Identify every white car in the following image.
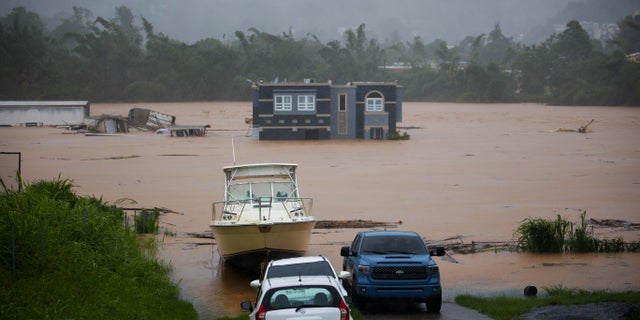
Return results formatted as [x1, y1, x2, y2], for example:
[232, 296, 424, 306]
[241, 275, 353, 320]
[250, 256, 351, 298]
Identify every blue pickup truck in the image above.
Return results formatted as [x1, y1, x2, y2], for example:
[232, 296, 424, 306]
[340, 230, 445, 312]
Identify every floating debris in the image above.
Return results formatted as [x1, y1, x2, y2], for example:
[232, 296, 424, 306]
[554, 119, 594, 133]
[314, 219, 400, 229]
[128, 107, 175, 130]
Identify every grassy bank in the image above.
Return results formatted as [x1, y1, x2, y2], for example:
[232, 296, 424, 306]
[0, 178, 197, 319]
[456, 286, 640, 320]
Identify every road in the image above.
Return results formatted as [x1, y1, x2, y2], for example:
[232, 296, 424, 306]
[357, 302, 493, 320]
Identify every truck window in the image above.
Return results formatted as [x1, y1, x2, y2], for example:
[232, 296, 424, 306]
[350, 234, 361, 253]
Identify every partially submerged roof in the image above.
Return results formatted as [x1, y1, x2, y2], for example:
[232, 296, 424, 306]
[0, 101, 89, 107]
[252, 80, 401, 88]
[89, 114, 127, 120]
[165, 125, 209, 137]
[128, 107, 175, 129]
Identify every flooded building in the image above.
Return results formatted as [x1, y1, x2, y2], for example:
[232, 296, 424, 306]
[85, 114, 129, 133]
[252, 80, 402, 140]
[0, 101, 90, 127]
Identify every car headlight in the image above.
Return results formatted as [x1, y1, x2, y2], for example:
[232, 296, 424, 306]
[357, 265, 370, 276]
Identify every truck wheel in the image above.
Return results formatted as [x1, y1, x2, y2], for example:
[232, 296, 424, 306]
[425, 293, 442, 313]
[350, 279, 367, 310]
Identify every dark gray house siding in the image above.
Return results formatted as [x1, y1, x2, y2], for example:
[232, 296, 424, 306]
[330, 86, 357, 139]
[252, 81, 401, 140]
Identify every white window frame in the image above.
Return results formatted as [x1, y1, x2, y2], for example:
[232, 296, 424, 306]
[297, 95, 316, 111]
[366, 97, 383, 112]
[274, 95, 292, 111]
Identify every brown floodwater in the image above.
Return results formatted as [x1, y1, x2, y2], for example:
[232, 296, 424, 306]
[1, 101, 639, 319]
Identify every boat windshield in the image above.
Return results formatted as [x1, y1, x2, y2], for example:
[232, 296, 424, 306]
[227, 181, 297, 202]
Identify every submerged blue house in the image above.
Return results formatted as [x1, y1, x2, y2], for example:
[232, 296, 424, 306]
[252, 80, 402, 140]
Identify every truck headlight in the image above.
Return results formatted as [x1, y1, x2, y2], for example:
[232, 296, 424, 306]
[357, 265, 370, 276]
[428, 265, 439, 276]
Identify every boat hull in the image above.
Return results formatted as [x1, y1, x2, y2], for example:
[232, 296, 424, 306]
[211, 219, 316, 272]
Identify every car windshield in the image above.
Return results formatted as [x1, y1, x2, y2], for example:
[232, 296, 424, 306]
[361, 235, 427, 255]
[266, 285, 338, 310]
[266, 261, 335, 278]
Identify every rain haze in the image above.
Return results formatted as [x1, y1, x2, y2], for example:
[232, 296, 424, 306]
[2, 0, 637, 44]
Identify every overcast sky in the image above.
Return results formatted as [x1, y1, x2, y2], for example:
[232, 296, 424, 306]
[1, 0, 636, 44]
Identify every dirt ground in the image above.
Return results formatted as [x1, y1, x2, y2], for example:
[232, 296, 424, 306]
[1, 101, 639, 319]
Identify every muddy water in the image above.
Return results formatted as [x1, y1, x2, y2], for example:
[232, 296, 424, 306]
[1, 102, 639, 319]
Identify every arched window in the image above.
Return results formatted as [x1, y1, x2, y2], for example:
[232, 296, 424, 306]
[365, 92, 384, 112]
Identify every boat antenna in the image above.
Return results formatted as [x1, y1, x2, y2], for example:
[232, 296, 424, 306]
[232, 135, 237, 165]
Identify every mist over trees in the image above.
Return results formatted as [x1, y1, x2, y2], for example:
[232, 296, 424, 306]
[1, 5, 639, 105]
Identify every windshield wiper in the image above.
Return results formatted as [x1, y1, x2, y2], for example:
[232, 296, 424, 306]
[387, 250, 415, 254]
[362, 250, 388, 254]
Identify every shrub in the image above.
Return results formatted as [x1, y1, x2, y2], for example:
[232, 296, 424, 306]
[514, 211, 635, 253]
[0, 178, 197, 319]
[134, 209, 160, 234]
[515, 214, 570, 253]
[388, 130, 410, 140]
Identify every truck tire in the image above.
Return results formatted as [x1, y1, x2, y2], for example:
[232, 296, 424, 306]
[425, 293, 442, 313]
[350, 279, 367, 309]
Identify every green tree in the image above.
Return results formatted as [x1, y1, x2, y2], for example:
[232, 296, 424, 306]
[512, 40, 552, 101]
[612, 14, 640, 53]
[406, 36, 429, 67]
[63, 6, 144, 101]
[49, 6, 93, 42]
[340, 24, 386, 81]
[0, 7, 50, 99]
[548, 20, 594, 104]
[435, 41, 459, 76]
[477, 23, 517, 67]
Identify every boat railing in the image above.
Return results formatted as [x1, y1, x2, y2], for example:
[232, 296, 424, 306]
[212, 197, 313, 223]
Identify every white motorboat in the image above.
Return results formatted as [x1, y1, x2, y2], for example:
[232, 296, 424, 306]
[210, 163, 316, 272]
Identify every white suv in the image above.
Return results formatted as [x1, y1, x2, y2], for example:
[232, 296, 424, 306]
[241, 275, 353, 320]
[250, 256, 351, 298]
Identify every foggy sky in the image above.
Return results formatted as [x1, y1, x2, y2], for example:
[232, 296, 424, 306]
[0, 0, 634, 44]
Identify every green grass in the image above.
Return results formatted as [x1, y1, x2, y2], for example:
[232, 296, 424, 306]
[455, 286, 640, 320]
[0, 177, 198, 320]
[134, 208, 160, 234]
[514, 211, 639, 253]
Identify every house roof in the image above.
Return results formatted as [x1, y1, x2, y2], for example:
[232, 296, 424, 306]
[0, 101, 89, 107]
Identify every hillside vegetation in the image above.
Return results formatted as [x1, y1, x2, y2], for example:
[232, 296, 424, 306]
[0, 177, 197, 319]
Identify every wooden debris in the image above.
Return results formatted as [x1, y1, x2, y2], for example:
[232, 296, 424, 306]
[578, 119, 594, 133]
[314, 219, 400, 229]
[428, 237, 517, 255]
[589, 218, 640, 230]
[187, 232, 213, 239]
[554, 119, 594, 133]
[120, 206, 184, 215]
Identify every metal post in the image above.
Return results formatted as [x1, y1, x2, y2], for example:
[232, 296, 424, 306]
[83, 209, 87, 242]
[11, 223, 16, 283]
[40, 218, 45, 274]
